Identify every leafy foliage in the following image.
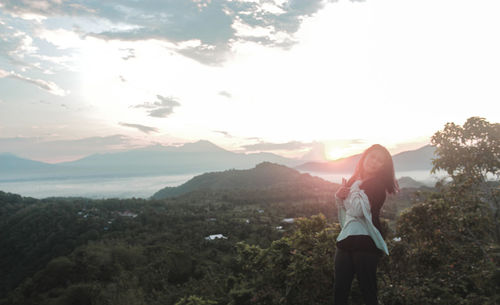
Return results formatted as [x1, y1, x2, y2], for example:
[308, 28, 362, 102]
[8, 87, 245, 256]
[229, 215, 338, 305]
[431, 116, 500, 181]
[381, 189, 499, 305]
[380, 116, 500, 305]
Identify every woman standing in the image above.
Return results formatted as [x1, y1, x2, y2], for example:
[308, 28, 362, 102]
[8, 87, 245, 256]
[334, 144, 398, 305]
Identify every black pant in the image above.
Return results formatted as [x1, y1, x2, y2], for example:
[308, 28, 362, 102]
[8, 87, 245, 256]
[334, 247, 380, 305]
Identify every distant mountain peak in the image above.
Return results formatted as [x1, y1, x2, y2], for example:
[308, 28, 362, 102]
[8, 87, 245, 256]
[180, 140, 228, 152]
[0, 153, 53, 171]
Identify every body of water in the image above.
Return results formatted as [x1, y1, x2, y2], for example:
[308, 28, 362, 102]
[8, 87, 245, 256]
[0, 174, 199, 199]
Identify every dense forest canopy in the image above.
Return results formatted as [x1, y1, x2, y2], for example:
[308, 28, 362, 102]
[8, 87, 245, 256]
[1, 117, 498, 305]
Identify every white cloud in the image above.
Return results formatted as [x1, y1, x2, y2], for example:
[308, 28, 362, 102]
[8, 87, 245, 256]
[0, 69, 9, 78]
[260, 2, 286, 15]
[232, 17, 274, 38]
[1, 67, 68, 96]
[132, 95, 181, 118]
[0, 17, 76, 76]
[7, 70, 68, 96]
[1, 0, 328, 65]
[12, 30, 38, 55]
[212, 130, 233, 137]
[37, 28, 86, 49]
[218, 91, 232, 98]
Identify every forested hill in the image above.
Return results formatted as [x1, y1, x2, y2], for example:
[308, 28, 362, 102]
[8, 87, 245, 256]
[152, 162, 334, 199]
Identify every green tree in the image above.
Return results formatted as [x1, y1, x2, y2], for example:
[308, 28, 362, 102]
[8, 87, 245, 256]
[230, 214, 338, 305]
[380, 194, 499, 305]
[431, 116, 500, 241]
[379, 117, 500, 304]
[431, 116, 500, 182]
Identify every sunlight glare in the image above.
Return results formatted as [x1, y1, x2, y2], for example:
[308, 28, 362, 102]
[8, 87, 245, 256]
[325, 146, 348, 161]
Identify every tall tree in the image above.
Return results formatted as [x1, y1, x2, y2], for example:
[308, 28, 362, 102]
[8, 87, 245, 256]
[430, 116, 500, 182]
[431, 117, 500, 240]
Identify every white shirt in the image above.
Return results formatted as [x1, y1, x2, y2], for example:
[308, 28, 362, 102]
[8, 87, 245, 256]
[336, 180, 389, 255]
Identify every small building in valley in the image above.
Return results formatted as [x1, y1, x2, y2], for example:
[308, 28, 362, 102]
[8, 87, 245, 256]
[205, 234, 228, 241]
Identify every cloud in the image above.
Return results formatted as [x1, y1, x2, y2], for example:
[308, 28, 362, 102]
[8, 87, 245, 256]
[0, 0, 331, 65]
[132, 95, 181, 118]
[0, 69, 9, 78]
[218, 90, 232, 98]
[120, 48, 135, 60]
[0, 22, 37, 67]
[119, 122, 159, 134]
[147, 108, 172, 118]
[0, 68, 68, 96]
[245, 136, 263, 141]
[213, 130, 233, 137]
[0, 16, 73, 72]
[176, 43, 229, 66]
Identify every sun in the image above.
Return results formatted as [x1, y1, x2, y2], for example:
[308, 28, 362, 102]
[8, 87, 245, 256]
[323, 141, 365, 161]
[325, 146, 349, 161]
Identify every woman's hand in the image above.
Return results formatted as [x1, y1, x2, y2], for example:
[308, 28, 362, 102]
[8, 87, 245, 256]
[335, 186, 350, 200]
[335, 178, 350, 200]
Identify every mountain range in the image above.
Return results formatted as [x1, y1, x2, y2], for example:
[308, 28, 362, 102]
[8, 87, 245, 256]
[0, 140, 436, 182]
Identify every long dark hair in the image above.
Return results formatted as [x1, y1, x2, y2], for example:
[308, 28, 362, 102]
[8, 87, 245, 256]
[347, 144, 399, 194]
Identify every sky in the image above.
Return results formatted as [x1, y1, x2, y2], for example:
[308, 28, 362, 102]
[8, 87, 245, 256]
[0, 0, 499, 163]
